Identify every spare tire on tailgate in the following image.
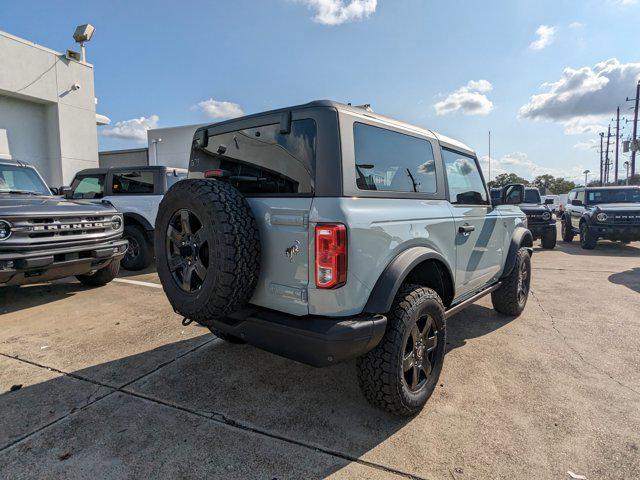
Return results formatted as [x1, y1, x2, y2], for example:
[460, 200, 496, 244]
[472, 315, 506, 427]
[154, 179, 260, 324]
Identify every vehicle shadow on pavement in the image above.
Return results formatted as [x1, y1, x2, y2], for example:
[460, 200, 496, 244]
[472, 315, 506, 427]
[548, 240, 640, 257]
[445, 304, 517, 352]
[608, 267, 640, 294]
[0, 282, 91, 316]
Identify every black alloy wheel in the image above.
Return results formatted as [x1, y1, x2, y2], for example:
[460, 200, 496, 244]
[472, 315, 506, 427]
[166, 209, 209, 293]
[516, 258, 530, 306]
[403, 314, 439, 392]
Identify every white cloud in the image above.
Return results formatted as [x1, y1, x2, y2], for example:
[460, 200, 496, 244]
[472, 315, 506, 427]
[618, 0, 637, 5]
[479, 151, 587, 184]
[434, 80, 494, 116]
[101, 115, 159, 143]
[519, 58, 640, 134]
[529, 25, 557, 50]
[574, 139, 599, 150]
[298, 0, 377, 25]
[569, 21, 585, 29]
[194, 99, 244, 119]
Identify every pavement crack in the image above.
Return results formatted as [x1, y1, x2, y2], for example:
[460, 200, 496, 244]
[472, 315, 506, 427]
[529, 290, 640, 397]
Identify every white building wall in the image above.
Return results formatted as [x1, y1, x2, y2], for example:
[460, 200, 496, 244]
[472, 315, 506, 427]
[147, 123, 205, 169]
[0, 30, 99, 185]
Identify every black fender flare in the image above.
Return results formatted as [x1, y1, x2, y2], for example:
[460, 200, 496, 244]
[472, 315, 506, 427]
[363, 247, 454, 314]
[502, 226, 533, 279]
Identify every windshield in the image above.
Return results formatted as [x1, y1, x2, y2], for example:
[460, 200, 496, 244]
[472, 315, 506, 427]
[0, 164, 50, 195]
[586, 189, 640, 204]
[524, 189, 541, 204]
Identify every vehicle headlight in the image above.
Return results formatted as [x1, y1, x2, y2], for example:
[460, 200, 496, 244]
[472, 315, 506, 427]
[111, 215, 123, 230]
[542, 211, 551, 221]
[0, 220, 11, 241]
[596, 212, 608, 222]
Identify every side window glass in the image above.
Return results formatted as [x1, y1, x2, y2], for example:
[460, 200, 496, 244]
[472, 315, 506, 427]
[576, 191, 585, 204]
[441, 149, 488, 205]
[353, 123, 437, 193]
[71, 175, 104, 199]
[112, 171, 155, 194]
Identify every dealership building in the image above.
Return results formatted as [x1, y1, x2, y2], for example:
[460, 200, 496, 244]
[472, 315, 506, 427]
[0, 29, 108, 186]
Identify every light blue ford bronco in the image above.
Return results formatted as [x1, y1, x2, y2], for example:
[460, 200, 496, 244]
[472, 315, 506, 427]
[155, 101, 533, 415]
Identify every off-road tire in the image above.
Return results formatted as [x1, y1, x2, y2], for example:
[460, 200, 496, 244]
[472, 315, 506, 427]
[155, 179, 260, 324]
[76, 260, 120, 287]
[579, 222, 597, 250]
[562, 216, 574, 242]
[491, 247, 531, 316]
[541, 227, 557, 249]
[208, 327, 246, 344]
[356, 284, 446, 416]
[121, 224, 153, 271]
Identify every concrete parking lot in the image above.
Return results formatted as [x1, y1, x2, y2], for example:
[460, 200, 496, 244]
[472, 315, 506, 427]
[1, 231, 639, 479]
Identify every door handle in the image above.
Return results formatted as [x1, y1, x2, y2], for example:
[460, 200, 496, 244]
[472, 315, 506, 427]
[458, 225, 475, 235]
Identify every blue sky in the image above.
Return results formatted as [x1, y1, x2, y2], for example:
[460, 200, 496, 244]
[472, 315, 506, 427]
[3, 0, 640, 183]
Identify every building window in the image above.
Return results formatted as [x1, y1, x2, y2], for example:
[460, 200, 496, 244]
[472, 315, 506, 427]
[112, 171, 155, 194]
[353, 123, 437, 194]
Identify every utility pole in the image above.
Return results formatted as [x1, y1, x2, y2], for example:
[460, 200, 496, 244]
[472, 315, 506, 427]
[605, 125, 611, 184]
[627, 80, 640, 177]
[614, 106, 620, 184]
[599, 132, 604, 186]
[488, 131, 491, 182]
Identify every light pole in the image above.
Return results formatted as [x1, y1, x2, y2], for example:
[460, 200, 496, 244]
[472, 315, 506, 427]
[624, 161, 630, 185]
[583, 169, 590, 186]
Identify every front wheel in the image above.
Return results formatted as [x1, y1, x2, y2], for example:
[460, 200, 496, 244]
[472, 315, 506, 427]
[562, 216, 574, 242]
[541, 227, 557, 249]
[580, 223, 598, 250]
[356, 284, 446, 416]
[491, 247, 531, 316]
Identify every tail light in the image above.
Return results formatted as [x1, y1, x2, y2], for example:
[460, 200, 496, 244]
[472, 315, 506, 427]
[315, 224, 347, 289]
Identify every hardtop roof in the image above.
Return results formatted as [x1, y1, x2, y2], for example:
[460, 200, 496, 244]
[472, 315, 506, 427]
[195, 100, 475, 155]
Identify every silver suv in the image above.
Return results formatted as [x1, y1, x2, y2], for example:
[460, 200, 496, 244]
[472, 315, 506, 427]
[155, 101, 533, 415]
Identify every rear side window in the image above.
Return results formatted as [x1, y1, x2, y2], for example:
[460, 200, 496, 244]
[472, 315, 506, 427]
[353, 123, 437, 193]
[112, 170, 155, 194]
[197, 119, 317, 194]
[441, 148, 488, 205]
[71, 175, 104, 199]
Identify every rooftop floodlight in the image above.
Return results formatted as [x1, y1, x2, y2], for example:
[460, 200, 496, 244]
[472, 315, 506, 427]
[73, 24, 95, 62]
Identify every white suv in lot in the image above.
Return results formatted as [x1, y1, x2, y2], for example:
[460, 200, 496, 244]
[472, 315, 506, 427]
[67, 166, 187, 270]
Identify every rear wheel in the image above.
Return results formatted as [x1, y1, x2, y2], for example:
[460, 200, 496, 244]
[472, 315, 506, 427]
[491, 247, 531, 316]
[121, 225, 153, 271]
[356, 284, 446, 416]
[76, 260, 120, 287]
[541, 227, 557, 249]
[562, 216, 574, 242]
[579, 222, 597, 250]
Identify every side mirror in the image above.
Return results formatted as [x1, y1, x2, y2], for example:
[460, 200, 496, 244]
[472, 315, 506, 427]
[61, 187, 73, 199]
[571, 199, 583, 206]
[502, 184, 525, 205]
[49, 187, 59, 195]
[545, 198, 554, 205]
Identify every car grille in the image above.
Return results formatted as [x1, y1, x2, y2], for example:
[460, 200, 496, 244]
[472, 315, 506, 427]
[526, 213, 549, 224]
[605, 212, 640, 225]
[1, 213, 120, 250]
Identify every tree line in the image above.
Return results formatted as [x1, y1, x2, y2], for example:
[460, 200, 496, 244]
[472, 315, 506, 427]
[487, 173, 577, 194]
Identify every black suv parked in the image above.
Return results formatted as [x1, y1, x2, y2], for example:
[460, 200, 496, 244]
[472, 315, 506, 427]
[491, 187, 556, 249]
[0, 160, 127, 286]
[561, 186, 640, 249]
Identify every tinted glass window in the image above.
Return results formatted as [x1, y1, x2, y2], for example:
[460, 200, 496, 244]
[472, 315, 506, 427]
[112, 171, 155, 194]
[0, 165, 50, 195]
[586, 188, 640, 204]
[442, 149, 488, 204]
[576, 191, 585, 203]
[195, 119, 316, 194]
[71, 175, 104, 199]
[524, 189, 541, 204]
[353, 123, 436, 193]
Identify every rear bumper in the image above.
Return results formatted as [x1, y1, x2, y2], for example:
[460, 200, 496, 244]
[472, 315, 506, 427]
[0, 239, 128, 286]
[210, 307, 387, 367]
[528, 223, 556, 238]
[588, 224, 640, 240]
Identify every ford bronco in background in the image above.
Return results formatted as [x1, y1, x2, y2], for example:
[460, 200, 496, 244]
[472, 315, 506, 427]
[0, 159, 127, 287]
[67, 165, 187, 270]
[519, 187, 557, 249]
[154, 101, 533, 415]
[561, 186, 640, 249]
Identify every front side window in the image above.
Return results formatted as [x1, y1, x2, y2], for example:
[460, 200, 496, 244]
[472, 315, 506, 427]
[586, 188, 640, 204]
[0, 165, 50, 195]
[353, 123, 437, 193]
[71, 175, 104, 199]
[576, 191, 586, 204]
[112, 171, 155, 194]
[197, 119, 317, 194]
[524, 189, 542, 204]
[442, 148, 488, 205]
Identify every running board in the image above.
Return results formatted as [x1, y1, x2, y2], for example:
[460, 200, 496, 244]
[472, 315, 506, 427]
[444, 282, 502, 319]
